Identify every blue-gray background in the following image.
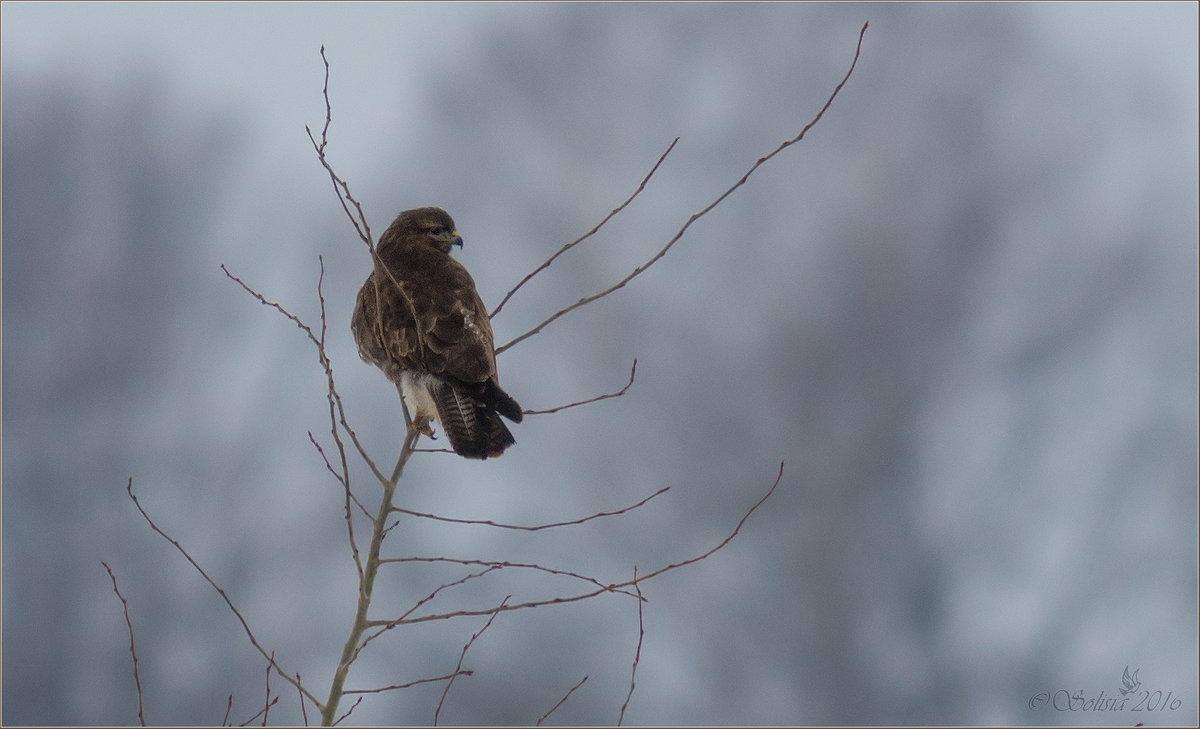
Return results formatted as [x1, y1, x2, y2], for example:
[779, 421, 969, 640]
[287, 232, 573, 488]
[3, 2, 1196, 726]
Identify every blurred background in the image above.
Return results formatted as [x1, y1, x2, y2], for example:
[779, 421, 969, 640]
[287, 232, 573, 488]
[3, 2, 1196, 725]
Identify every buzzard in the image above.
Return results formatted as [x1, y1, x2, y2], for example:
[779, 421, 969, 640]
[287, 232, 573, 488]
[351, 207, 522, 459]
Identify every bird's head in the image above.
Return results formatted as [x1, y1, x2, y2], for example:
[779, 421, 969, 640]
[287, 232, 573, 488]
[380, 206, 464, 255]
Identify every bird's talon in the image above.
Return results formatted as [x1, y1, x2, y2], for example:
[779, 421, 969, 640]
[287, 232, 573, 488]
[412, 414, 435, 438]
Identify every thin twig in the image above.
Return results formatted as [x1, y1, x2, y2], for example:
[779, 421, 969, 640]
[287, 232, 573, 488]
[220, 263, 392, 492]
[343, 671, 472, 695]
[331, 696, 364, 727]
[313, 258, 369, 578]
[496, 21, 868, 356]
[409, 444, 464, 457]
[381, 463, 784, 626]
[375, 556, 643, 603]
[434, 596, 511, 725]
[536, 675, 589, 726]
[630, 461, 785, 584]
[305, 46, 373, 249]
[297, 674, 308, 726]
[523, 359, 637, 416]
[262, 652, 274, 727]
[307, 431, 370, 519]
[124, 479, 322, 711]
[101, 562, 146, 727]
[491, 138, 679, 319]
[222, 694, 233, 727]
[304, 47, 431, 390]
[617, 567, 645, 726]
[220, 264, 320, 339]
[359, 566, 502, 648]
[238, 696, 279, 727]
[390, 484, 669, 531]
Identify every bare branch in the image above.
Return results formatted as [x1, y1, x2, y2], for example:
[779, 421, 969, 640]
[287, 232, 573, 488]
[411, 445, 457, 456]
[523, 359, 637, 416]
[389, 423, 424, 484]
[344, 671, 472, 695]
[318, 418, 426, 725]
[536, 675, 589, 726]
[302, 46, 426, 369]
[331, 696, 364, 727]
[491, 138, 679, 319]
[221, 264, 322, 345]
[262, 652, 274, 727]
[305, 46, 373, 249]
[221, 262, 392, 487]
[301, 48, 435, 489]
[496, 22, 868, 356]
[301, 49, 432, 385]
[307, 430, 370, 520]
[101, 562, 146, 726]
[617, 567, 644, 726]
[631, 460, 785, 584]
[360, 566, 501, 646]
[124, 479, 322, 711]
[221, 260, 384, 595]
[389, 484, 669, 532]
[222, 694, 233, 727]
[236, 696, 279, 727]
[376, 556, 643, 602]
[384, 463, 784, 626]
[220, 183, 443, 727]
[435, 596, 510, 725]
[296, 674, 309, 727]
[313, 259, 370, 579]
[321, 469, 401, 726]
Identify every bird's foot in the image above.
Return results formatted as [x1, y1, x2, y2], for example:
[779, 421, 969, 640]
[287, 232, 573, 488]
[411, 414, 436, 438]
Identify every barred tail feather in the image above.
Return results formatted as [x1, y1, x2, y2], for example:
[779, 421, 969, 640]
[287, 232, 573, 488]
[432, 382, 516, 459]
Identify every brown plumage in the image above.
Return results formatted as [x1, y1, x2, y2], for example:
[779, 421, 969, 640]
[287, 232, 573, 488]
[351, 207, 522, 459]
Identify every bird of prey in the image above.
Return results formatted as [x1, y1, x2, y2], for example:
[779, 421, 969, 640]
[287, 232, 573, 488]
[351, 207, 522, 459]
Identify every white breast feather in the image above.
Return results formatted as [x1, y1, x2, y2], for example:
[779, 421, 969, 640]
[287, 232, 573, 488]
[400, 370, 440, 424]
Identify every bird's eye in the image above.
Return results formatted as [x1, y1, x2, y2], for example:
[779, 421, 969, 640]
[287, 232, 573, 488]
[428, 225, 445, 237]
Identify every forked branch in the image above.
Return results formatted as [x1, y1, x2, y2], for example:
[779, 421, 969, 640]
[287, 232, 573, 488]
[434, 596, 511, 725]
[370, 462, 785, 627]
[617, 567, 644, 726]
[490, 139, 679, 319]
[495, 21, 868, 356]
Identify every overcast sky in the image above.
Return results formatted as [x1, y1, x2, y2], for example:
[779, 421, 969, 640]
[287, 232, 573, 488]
[3, 2, 1197, 726]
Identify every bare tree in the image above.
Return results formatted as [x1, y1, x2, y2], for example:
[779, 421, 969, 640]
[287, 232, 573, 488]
[108, 22, 867, 726]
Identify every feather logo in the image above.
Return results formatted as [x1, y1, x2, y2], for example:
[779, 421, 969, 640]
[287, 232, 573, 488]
[1119, 666, 1141, 696]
